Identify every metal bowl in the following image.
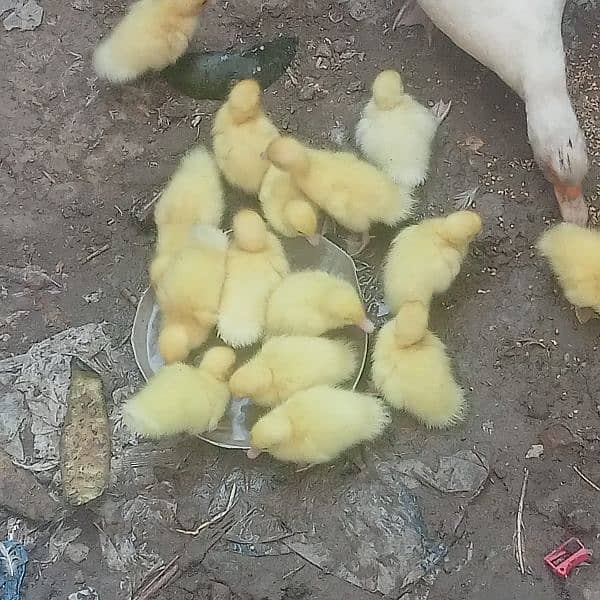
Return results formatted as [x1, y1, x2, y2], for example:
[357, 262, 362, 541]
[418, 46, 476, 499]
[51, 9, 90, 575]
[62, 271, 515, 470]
[131, 235, 368, 450]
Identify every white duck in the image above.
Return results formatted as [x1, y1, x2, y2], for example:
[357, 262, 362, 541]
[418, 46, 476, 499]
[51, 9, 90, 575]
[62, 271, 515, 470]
[396, 0, 589, 225]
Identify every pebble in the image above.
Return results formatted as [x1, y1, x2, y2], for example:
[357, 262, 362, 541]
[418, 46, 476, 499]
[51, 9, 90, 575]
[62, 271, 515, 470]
[65, 542, 90, 564]
[332, 39, 347, 54]
[298, 85, 316, 101]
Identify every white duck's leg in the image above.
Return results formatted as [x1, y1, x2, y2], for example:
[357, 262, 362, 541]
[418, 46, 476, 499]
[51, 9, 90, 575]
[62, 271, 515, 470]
[554, 190, 588, 227]
[393, 0, 434, 46]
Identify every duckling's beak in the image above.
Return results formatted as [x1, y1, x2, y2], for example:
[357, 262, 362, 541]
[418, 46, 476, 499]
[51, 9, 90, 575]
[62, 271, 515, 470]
[247, 447, 262, 459]
[306, 234, 321, 246]
[554, 183, 588, 226]
[357, 317, 375, 334]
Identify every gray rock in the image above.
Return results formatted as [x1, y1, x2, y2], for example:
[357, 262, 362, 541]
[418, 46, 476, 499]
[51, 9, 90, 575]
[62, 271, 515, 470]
[65, 542, 90, 564]
[0, 448, 59, 521]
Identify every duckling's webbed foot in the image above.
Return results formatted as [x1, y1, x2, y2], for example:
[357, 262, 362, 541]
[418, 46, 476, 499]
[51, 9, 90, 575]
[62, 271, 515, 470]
[393, 0, 434, 46]
[431, 99, 452, 123]
[344, 230, 372, 257]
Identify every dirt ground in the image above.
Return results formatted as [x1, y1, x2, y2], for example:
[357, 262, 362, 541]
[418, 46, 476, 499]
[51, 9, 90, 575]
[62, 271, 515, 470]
[1, 1, 600, 599]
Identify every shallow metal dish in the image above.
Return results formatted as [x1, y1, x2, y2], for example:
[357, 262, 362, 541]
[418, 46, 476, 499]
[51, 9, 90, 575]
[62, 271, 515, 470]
[131, 235, 368, 450]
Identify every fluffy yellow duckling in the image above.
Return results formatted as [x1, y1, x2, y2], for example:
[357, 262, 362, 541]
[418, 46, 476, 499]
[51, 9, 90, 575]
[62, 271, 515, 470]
[123, 347, 236, 438]
[355, 70, 438, 189]
[247, 385, 390, 463]
[155, 226, 228, 364]
[150, 146, 224, 285]
[383, 210, 482, 315]
[217, 210, 289, 347]
[265, 270, 374, 336]
[93, 0, 207, 82]
[229, 336, 357, 408]
[259, 165, 321, 243]
[372, 305, 465, 429]
[265, 136, 414, 253]
[212, 80, 279, 194]
[537, 223, 600, 319]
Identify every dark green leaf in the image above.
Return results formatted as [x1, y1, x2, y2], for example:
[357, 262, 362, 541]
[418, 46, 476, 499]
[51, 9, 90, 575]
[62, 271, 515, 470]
[162, 36, 298, 100]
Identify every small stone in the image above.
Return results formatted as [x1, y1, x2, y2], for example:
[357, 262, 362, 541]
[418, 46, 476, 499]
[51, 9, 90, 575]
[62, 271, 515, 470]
[332, 39, 346, 54]
[525, 444, 544, 459]
[298, 85, 315, 101]
[65, 542, 90, 564]
[315, 42, 332, 58]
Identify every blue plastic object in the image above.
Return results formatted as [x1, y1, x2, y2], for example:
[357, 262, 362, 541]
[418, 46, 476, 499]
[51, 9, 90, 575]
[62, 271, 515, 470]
[0, 541, 28, 600]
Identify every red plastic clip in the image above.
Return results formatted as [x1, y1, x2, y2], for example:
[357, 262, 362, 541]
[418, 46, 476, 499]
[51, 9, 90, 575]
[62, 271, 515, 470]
[544, 538, 591, 578]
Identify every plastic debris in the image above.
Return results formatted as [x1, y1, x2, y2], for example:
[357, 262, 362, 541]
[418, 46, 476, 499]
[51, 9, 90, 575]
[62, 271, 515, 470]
[0, 540, 28, 600]
[406, 450, 489, 495]
[61, 358, 111, 506]
[0, 324, 111, 468]
[3, 0, 43, 31]
[46, 527, 82, 564]
[545, 538, 591, 578]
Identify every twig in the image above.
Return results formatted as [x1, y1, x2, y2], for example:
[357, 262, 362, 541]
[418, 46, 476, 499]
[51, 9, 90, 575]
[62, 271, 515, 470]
[514, 468, 529, 575]
[199, 508, 258, 563]
[515, 338, 551, 359]
[42, 170, 57, 184]
[295, 463, 316, 473]
[133, 556, 180, 600]
[176, 483, 238, 536]
[82, 244, 110, 264]
[282, 564, 305, 580]
[573, 465, 600, 492]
